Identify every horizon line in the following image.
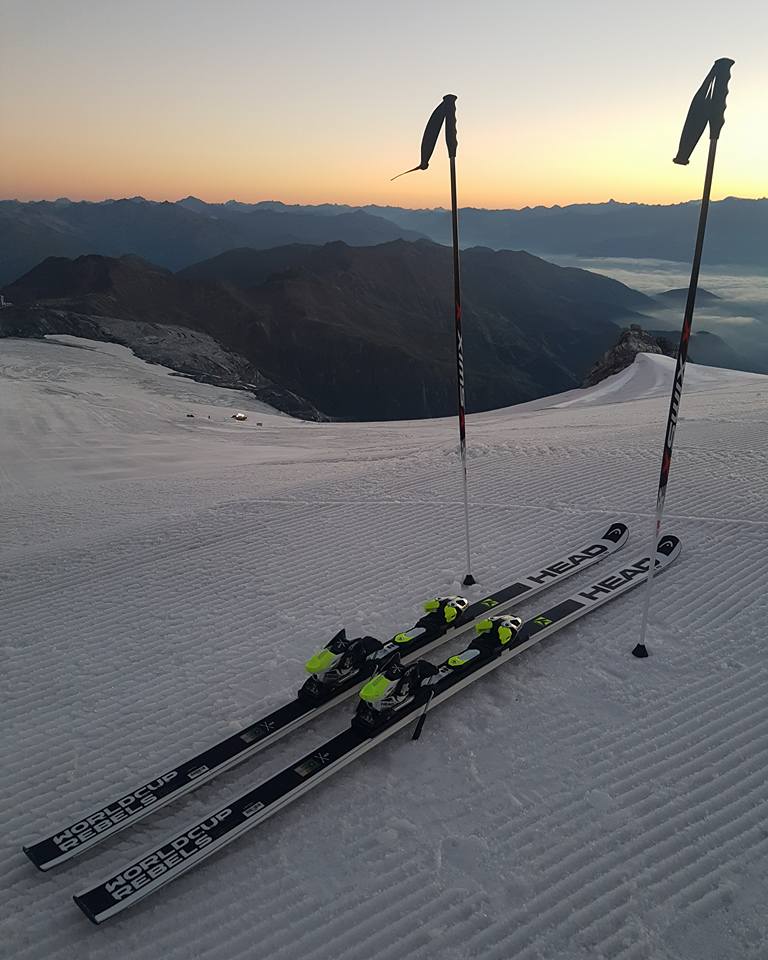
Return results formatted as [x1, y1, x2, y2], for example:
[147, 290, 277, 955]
[3, 194, 766, 212]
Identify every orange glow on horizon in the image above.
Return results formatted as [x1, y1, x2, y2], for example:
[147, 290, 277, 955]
[4, 177, 764, 210]
[3, 1, 766, 211]
[3, 108, 764, 209]
[2, 136, 764, 210]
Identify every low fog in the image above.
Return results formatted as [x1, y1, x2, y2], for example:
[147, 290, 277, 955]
[549, 254, 768, 372]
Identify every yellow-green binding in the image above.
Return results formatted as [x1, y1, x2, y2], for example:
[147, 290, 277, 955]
[304, 649, 336, 675]
[360, 674, 392, 702]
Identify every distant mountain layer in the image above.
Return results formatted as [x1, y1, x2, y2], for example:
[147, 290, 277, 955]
[655, 287, 720, 303]
[1, 240, 652, 420]
[180, 196, 768, 267]
[1, 196, 765, 285]
[365, 198, 768, 267]
[0, 199, 426, 286]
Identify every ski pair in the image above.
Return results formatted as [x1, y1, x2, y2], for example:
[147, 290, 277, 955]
[25, 523, 628, 872]
[74, 534, 681, 923]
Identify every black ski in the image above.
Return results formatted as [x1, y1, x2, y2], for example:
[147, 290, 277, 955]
[74, 534, 679, 924]
[25, 523, 627, 871]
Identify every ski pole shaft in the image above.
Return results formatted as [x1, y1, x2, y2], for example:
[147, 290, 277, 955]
[443, 95, 473, 585]
[448, 152, 474, 586]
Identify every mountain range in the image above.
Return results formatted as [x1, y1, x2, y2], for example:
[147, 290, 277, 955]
[0, 199, 425, 286]
[1, 195, 766, 286]
[363, 198, 768, 267]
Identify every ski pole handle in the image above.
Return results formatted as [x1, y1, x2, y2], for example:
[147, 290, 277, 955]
[708, 57, 734, 140]
[442, 94, 458, 159]
[674, 58, 734, 164]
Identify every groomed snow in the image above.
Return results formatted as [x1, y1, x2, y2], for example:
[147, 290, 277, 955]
[3, 336, 768, 959]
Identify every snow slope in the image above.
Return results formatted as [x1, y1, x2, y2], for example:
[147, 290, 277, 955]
[3, 337, 768, 960]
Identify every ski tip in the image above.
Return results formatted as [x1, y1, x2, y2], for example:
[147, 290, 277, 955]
[631, 643, 650, 659]
[603, 522, 629, 545]
[657, 534, 682, 559]
[462, 573, 477, 587]
[73, 894, 100, 925]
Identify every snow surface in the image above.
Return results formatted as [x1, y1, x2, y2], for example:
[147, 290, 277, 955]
[3, 336, 768, 959]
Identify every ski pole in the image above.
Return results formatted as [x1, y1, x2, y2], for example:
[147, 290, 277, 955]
[633, 58, 734, 658]
[393, 95, 475, 586]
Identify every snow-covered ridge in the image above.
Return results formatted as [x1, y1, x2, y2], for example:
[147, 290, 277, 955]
[3, 337, 768, 959]
[503, 351, 767, 414]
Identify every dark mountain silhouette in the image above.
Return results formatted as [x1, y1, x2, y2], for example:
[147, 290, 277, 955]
[177, 244, 322, 288]
[655, 287, 720, 303]
[0, 199, 426, 285]
[2, 240, 652, 420]
[177, 240, 652, 415]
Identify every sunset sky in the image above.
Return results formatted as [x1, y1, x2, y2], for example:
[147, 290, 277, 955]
[3, 0, 766, 208]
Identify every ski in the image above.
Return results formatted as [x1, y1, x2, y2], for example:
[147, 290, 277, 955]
[25, 523, 628, 871]
[74, 534, 679, 924]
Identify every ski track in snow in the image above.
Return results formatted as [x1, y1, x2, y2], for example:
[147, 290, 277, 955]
[2, 336, 768, 959]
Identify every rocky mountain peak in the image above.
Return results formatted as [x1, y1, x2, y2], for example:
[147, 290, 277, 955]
[584, 324, 676, 387]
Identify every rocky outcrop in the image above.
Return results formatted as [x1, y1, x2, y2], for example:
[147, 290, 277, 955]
[583, 325, 676, 387]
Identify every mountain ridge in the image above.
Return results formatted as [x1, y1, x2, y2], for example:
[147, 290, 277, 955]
[2, 240, 651, 420]
[2, 195, 766, 286]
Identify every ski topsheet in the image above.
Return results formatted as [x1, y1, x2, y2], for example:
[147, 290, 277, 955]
[24, 523, 627, 872]
[74, 534, 680, 924]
